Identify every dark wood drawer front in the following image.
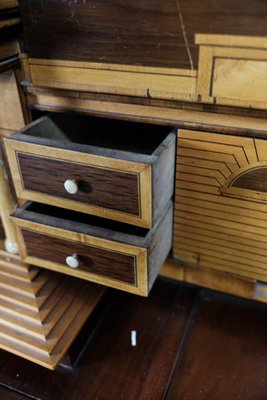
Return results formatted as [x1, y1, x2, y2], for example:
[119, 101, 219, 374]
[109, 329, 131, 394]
[18, 153, 140, 216]
[12, 200, 173, 296]
[22, 229, 136, 285]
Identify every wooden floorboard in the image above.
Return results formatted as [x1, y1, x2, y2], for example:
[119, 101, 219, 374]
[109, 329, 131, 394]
[166, 291, 267, 400]
[0, 385, 31, 400]
[0, 279, 197, 400]
[2, 278, 267, 399]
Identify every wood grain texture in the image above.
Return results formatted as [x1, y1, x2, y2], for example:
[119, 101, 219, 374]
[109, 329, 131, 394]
[0, 70, 25, 132]
[160, 259, 255, 301]
[28, 59, 196, 101]
[21, 229, 136, 285]
[0, 280, 197, 400]
[26, 90, 267, 138]
[166, 291, 267, 400]
[18, 152, 140, 216]
[26, 83, 267, 119]
[173, 129, 267, 283]
[232, 167, 267, 192]
[197, 44, 267, 110]
[179, 0, 267, 67]
[19, 0, 191, 69]
[0, 251, 106, 369]
[19, 0, 267, 72]
[0, 1, 18, 10]
[213, 58, 267, 103]
[0, 386, 27, 400]
[3, 281, 267, 399]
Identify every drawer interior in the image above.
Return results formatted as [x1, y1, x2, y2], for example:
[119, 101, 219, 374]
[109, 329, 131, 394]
[22, 112, 172, 155]
[16, 202, 149, 238]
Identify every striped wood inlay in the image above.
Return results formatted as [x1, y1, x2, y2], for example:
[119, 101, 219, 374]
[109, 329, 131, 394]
[173, 129, 267, 281]
[0, 252, 106, 369]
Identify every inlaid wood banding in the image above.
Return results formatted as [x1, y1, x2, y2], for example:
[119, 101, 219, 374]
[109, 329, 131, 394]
[18, 153, 140, 216]
[21, 229, 136, 285]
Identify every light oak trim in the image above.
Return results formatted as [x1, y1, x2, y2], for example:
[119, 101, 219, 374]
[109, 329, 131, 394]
[197, 45, 267, 109]
[20, 53, 31, 81]
[5, 139, 153, 228]
[0, 70, 25, 131]
[28, 58, 197, 102]
[0, 156, 17, 252]
[0, 128, 15, 137]
[160, 259, 255, 301]
[195, 34, 267, 49]
[27, 91, 267, 136]
[0, 18, 20, 29]
[30, 58, 197, 76]
[0, 1, 18, 10]
[213, 58, 267, 104]
[12, 217, 149, 296]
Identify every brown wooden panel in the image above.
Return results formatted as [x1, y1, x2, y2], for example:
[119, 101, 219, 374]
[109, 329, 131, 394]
[19, 0, 191, 69]
[233, 167, 267, 192]
[180, 0, 267, 66]
[166, 292, 267, 399]
[0, 280, 197, 400]
[21, 229, 136, 285]
[0, 386, 27, 400]
[18, 153, 140, 216]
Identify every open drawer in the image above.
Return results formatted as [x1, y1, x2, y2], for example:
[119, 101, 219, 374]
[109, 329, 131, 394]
[4, 114, 176, 228]
[11, 201, 173, 296]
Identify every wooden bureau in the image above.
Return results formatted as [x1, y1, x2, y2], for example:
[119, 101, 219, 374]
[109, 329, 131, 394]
[1, 0, 267, 370]
[4, 0, 267, 301]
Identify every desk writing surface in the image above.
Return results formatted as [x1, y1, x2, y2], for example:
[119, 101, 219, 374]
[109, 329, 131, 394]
[20, 0, 267, 69]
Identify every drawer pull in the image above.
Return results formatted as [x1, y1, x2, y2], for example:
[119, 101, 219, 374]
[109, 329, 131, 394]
[64, 179, 78, 194]
[66, 253, 79, 269]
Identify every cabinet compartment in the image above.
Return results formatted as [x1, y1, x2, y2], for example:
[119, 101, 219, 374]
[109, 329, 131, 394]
[173, 129, 267, 282]
[5, 114, 175, 228]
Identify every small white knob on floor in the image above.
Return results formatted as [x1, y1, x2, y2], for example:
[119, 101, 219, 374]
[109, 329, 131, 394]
[64, 179, 78, 194]
[66, 254, 79, 269]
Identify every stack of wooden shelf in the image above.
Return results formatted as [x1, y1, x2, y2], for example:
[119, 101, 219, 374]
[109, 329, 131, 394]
[0, 251, 105, 369]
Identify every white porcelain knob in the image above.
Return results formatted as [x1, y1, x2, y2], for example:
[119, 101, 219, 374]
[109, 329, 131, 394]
[5, 239, 18, 254]
[66, 254, 79, 269]
[64, 179, 78, 194]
